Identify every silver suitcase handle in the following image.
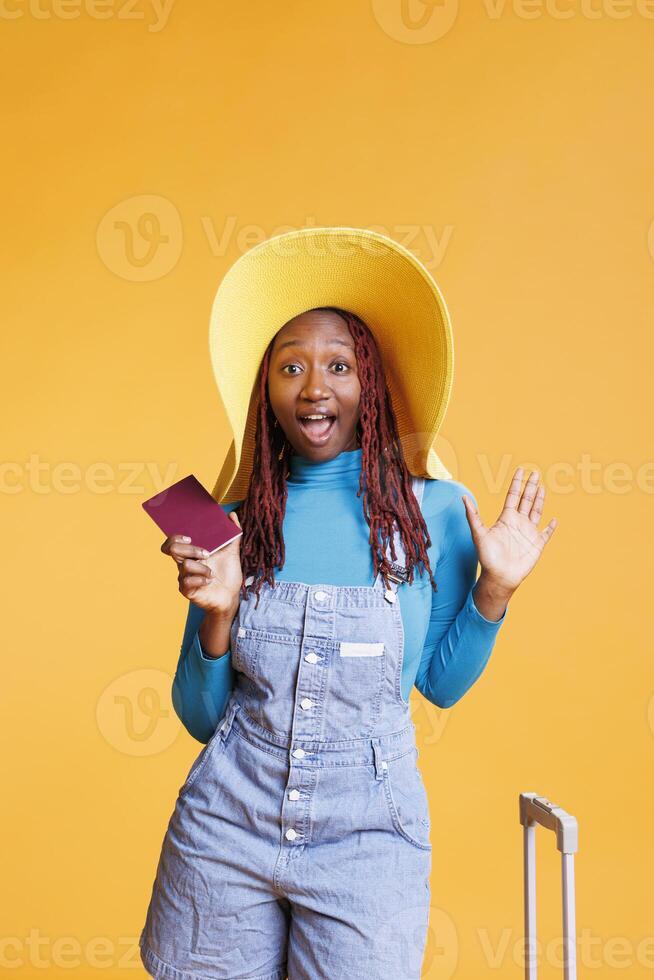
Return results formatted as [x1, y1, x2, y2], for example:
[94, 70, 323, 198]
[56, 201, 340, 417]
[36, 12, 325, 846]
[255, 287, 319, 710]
[519, 793, 579, 980]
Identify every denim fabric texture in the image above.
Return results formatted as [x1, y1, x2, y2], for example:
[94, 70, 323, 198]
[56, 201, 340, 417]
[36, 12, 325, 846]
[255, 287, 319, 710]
[139, 477, 433, 980]
[172, 448, 508, 746]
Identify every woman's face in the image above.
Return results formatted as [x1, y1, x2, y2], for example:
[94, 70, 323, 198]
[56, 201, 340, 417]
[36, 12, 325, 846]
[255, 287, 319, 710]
[267, 309, 361, 462]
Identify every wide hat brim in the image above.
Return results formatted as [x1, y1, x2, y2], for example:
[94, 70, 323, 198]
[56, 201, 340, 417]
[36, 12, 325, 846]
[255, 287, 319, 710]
[209, 226, 454, 504]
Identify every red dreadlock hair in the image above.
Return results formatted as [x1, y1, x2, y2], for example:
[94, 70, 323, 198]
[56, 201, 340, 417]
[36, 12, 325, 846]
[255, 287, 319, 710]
[235, 307, 438, 607]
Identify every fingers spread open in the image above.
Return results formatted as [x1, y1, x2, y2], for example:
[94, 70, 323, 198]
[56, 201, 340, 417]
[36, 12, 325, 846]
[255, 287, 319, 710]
[517, 472, 540, 515]
[504, 467, 525, 510]
[540, 518, 558, 545]
[528, 483, 545, 524]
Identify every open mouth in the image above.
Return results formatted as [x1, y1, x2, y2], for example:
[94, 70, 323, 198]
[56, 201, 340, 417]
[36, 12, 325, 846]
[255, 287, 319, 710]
[296, 414, 337, 445]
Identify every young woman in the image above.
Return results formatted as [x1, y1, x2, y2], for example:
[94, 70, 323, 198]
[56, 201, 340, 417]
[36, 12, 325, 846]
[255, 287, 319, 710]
[139, 230, 556, 980]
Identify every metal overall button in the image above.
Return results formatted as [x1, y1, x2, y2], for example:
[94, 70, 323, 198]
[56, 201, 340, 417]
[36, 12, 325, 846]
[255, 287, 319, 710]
[380, 748, 432, 851]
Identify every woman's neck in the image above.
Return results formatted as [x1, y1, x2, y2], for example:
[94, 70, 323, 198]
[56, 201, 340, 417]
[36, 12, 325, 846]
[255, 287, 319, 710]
[287, 446, 363, 489]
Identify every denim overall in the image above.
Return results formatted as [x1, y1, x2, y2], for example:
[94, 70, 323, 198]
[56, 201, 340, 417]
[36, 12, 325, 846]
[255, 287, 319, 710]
[140, 476, 432, 980]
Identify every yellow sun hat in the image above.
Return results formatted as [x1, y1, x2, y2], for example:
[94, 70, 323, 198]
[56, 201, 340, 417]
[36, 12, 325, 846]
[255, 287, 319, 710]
[209, 226, 454, 504]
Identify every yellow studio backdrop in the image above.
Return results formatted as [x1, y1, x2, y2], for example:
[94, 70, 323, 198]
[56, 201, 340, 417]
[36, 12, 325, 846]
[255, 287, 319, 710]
[3, 2, 653, 977]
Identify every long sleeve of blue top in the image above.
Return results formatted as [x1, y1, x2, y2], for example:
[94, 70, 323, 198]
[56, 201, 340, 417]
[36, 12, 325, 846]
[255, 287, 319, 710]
[172, 448, 508, 743]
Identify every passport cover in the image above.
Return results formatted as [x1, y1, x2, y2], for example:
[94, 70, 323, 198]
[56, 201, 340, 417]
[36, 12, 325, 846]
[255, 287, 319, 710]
[142, 474, 242, 555]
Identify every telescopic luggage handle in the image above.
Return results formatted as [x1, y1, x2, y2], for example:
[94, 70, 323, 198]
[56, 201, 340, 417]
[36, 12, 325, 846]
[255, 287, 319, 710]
[519, 793, 579, 980]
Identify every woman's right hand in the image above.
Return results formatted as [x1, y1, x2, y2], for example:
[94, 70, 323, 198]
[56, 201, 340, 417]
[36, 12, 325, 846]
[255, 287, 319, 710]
[161, 511, 243, 615]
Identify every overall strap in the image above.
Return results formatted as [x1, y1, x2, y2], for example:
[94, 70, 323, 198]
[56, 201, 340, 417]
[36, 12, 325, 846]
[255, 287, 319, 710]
[374, 475, 426, 604]
[412, 473, 426, 509]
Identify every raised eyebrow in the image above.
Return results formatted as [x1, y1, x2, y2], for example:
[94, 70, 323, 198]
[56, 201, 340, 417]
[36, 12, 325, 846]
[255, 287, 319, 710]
[274, 338, 356, 354]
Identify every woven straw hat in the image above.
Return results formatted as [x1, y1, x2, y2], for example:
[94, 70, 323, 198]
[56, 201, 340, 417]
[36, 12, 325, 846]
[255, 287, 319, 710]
[209, 227, 454, 504]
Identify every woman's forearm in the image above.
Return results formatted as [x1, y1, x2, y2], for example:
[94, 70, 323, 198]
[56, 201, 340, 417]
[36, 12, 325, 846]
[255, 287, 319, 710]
[198, 604, 239, 658]
[172, 602, 238, 743]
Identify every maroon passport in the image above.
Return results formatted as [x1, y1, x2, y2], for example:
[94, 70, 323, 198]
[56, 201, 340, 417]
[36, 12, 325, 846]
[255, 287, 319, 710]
[142, 474, 242, 554]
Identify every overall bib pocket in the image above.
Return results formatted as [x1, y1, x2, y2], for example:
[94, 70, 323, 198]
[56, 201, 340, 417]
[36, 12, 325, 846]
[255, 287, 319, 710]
[322, 638, 386, 739]
[231, 625, 300, 733]
[381, 747, 432, 851]
[232, 627, 261, 675]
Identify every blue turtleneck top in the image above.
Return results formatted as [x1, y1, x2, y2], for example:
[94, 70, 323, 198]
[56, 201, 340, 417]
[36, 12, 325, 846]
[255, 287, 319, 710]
[172, 448, 508, 743]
